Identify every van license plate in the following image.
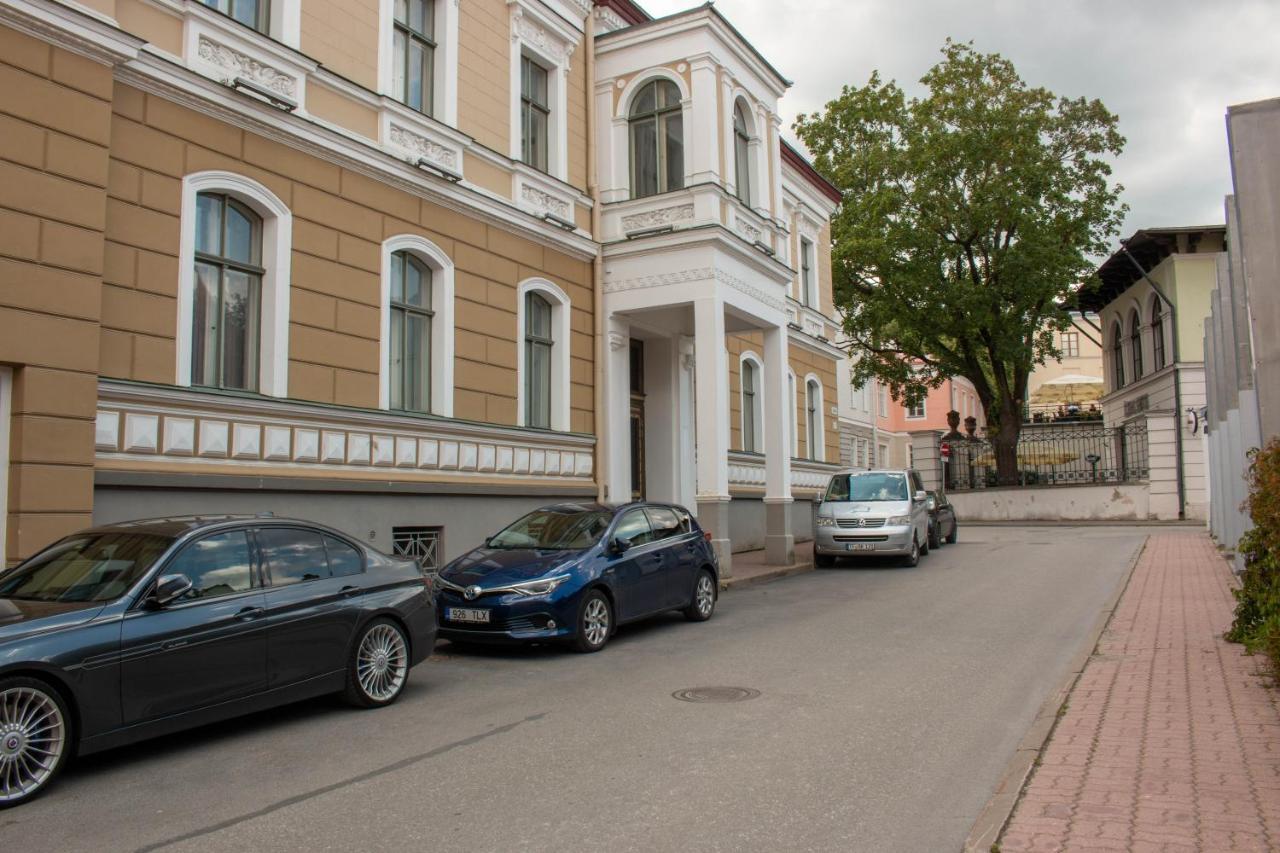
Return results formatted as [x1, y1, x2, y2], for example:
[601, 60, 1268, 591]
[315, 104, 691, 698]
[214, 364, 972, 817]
[845, 543, 875, 551]
[447, 607, 490, 623]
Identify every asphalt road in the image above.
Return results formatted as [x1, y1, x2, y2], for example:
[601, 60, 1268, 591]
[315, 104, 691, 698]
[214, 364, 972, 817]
[0, 525, 1147, 853]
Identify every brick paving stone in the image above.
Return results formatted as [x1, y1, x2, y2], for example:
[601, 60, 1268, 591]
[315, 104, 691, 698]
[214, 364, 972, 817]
[997, 533, 1280, 853]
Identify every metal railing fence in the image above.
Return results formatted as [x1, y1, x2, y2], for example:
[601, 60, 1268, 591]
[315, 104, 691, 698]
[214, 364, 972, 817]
[943, 421, 1148, 490]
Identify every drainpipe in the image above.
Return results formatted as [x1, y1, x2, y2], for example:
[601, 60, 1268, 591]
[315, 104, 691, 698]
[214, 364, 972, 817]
[1119, 243, 1186, 520]
[586, 10, 607, 503]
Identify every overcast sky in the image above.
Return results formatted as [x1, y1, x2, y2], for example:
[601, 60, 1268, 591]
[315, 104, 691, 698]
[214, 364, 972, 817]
[637, 0, 1280, 238]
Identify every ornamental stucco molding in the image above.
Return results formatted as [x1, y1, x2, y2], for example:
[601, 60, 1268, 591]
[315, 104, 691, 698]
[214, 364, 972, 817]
[620, 203, 694, 232]
[511, 4, 575, 64]
[735, 216, 763, 243]
[388, 124, 460, 170]
[521, 184, 572, 218]
[604, 266, 786, 313]
[197, 35, 297, 99]
[594, 6, 628, 33]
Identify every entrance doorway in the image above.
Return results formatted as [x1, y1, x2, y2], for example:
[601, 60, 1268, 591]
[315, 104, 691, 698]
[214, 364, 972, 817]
[629, 339, 645, 501]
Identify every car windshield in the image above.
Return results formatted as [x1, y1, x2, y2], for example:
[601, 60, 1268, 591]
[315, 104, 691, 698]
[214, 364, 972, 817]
[824, 473, 909, 502]
[488, 508, 613, 550]
[0, 532, 172, 603]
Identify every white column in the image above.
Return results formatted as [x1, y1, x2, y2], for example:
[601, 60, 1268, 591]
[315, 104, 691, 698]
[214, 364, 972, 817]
[689, 59, 720, 186]
[677, 335, 697, 510]
[768, 113, 784, 221]
[693, 297, 732, 574]
[763, 323, 794, 565]
[603, 316, 632, 503]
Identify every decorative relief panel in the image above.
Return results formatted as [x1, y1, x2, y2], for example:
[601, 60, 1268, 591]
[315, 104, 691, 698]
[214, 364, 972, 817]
[94, 384, 595, 484]
[388, 124, 460, 170]
[512, 4, 574, 64]
[727, 454, 837, 492]
[620, 204, 694, 232]
[520, 184, 572, 219]
[196, 35, 298, 99]
[734, 216, 763, 243]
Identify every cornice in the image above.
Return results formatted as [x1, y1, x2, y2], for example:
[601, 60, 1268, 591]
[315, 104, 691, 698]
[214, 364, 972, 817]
[0, 0, 144, 65]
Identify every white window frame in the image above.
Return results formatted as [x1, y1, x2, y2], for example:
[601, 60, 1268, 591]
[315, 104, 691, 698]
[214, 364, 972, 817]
[799, 236, 816, 307]
[380, 235, 455, 416]
[516, 278, 571, 431]
[377, 0, 459, 125]
[271, 0, 301, 47]
[613, 69, 692, 202]
[787, 368, 798, 457]
[508, 0, 577, 182]
[176, 171, 291, 398]
[0, 367, 9, 565]
[730, 96, 756, 206]
[804, 374, 825, 462]
[739, 351, 764, 454]
[906, 400, 926, 420]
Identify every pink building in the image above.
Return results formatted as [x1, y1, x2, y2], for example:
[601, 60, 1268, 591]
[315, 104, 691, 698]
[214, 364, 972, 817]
[874, 376, 986, 469]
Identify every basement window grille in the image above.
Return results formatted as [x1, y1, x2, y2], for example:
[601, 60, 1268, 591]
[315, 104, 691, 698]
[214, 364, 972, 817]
[392, 525, 442, 569]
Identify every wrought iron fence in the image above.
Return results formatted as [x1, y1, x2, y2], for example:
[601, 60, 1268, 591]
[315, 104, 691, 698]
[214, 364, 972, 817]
[943, 421, 1148, 490]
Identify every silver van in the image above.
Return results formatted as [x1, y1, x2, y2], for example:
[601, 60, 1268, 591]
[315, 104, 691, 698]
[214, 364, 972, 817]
[813, 469, 932, 567]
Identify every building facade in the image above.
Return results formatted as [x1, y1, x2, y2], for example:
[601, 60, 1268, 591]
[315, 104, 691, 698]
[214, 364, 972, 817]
[873, 375, 985, 470]
[1078, 226, 1225, 521]
[835, 355, 876, 471]
[0, 0, 845, 575]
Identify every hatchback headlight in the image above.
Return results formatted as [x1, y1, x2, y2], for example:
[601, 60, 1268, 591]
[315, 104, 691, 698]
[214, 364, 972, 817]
[815, 516, 836, 527]
[507, 574, 571, 597]
[887, 515, 911, 526]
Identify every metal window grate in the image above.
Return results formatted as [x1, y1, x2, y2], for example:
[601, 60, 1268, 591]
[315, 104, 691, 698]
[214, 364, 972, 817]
[392, 526, 442, 569]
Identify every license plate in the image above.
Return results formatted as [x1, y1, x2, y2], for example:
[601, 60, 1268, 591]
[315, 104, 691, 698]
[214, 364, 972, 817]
[845, 543, 876, 551]
[447, 607, 490, 624]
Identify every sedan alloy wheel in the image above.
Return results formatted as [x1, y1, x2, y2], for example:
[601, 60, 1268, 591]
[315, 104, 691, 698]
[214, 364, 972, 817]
[346, 620, 410, 707]
[0, 679, 69, 808]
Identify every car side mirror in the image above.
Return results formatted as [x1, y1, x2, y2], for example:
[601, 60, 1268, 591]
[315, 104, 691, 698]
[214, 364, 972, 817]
[610, 536, 632, 554]
[153, 573, 193, 606]
[914, 490, 928, 503]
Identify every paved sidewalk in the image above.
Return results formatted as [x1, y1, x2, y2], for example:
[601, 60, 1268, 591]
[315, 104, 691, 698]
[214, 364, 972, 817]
[721, 540, 814, 590]
[998, 533, 1280, 852]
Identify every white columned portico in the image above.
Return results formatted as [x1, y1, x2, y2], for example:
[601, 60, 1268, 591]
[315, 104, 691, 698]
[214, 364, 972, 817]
[762, 323, 794, 564]
[603, 317, 632, 503]
[693, 297, 733, 575]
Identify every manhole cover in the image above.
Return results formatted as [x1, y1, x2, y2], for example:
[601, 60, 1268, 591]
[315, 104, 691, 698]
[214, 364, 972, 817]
[672, 686, 761, 703]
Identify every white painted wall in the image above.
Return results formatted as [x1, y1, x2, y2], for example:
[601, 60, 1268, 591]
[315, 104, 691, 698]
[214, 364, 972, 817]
[948, 483, 1151, 522]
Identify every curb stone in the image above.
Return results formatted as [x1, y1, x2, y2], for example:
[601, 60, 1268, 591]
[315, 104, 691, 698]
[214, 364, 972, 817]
[961, 535, 1149, 853]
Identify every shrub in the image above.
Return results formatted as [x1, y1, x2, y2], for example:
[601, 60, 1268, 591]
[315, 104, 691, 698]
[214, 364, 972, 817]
[1226, 438, 1280, 679]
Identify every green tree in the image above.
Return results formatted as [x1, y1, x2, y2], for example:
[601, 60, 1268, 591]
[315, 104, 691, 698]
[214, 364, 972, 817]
[794, 41, 1126, 484]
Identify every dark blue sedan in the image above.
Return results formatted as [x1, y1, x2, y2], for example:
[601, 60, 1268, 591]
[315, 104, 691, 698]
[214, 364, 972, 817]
[434, 503, 719, 652]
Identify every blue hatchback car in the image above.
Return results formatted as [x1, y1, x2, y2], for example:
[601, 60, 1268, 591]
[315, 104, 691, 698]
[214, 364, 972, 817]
[434, 503, 718, 652]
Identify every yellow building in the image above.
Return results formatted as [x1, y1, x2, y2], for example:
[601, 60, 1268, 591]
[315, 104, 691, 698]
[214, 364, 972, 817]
[0, 0, 846, 575]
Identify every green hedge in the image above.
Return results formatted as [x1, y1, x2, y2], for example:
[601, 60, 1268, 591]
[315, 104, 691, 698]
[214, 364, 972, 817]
[1226, 438, 1280, 679]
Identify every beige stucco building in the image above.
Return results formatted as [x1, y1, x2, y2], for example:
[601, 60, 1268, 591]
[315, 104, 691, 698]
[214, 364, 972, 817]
[1078, 226, 1225, 521]
[0, 0, 845, 574]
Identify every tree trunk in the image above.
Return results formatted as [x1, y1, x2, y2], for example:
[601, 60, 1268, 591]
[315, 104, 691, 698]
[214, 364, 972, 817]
[994, 402, 1023, 486]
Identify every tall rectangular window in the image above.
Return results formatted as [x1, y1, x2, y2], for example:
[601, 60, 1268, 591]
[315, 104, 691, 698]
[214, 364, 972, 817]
[521, 55, 549, 172]
[629, 80, 684, 199]
[192, 192, 262, 392]
[1061, 331, 1080, 358]
[389, 251, 433, 413]
[202, 0, 267, 33]
[394, 0, 435, 115]
[741, 360, 758, 453]
[800, 237, 814, 306]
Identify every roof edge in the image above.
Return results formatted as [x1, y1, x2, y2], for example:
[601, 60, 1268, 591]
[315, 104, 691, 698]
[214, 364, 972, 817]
[782, 140, 842, 204]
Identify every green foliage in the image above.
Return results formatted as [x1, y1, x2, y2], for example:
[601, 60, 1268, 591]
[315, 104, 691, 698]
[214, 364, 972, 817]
[793, 41, 1126, 479]
[1226, 439, 1280, 679]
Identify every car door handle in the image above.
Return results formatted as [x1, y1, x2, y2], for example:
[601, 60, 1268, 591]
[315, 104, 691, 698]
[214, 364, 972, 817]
[236, 606, 265, 621]
[339, 585, 362, 598]
[161, 639, 187, 651]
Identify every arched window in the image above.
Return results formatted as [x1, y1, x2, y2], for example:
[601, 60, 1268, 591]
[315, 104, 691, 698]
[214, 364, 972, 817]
[388, 251, 432, 413]
[733, 100, 751, 205]
[1129, 309, 1143, 380]
[629, 79, 683, 199]
[1151, 299, 1166, 371]
[178, 172, 291, 398]
[740, 354, 763, 453]
[1111, 321, 1125, 389]
[192, 192, 262, 391]
[524, 292, 553, 429]
[380, 235, 455, 416]
[805, 377, 824, 461]
[517, 279, 571, 430]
